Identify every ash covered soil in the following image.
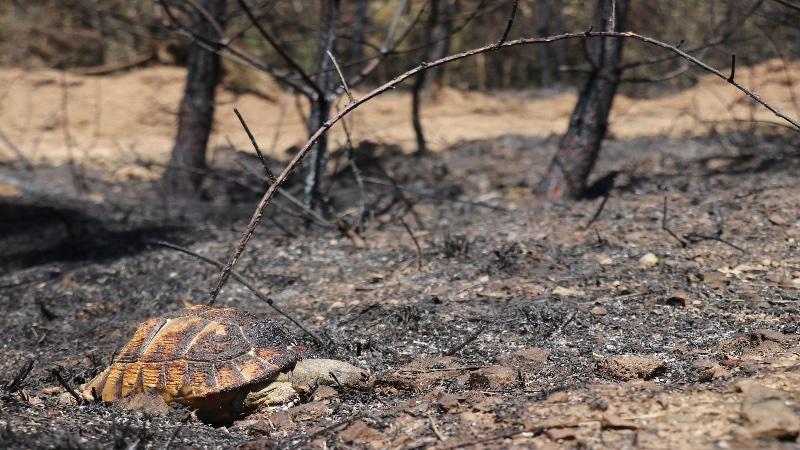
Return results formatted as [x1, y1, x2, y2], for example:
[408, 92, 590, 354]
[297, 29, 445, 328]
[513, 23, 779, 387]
[1, 132, 800, 449]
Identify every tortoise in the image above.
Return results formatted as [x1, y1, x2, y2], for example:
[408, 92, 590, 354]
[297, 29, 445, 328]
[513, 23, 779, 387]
[82, 305, 371, 424]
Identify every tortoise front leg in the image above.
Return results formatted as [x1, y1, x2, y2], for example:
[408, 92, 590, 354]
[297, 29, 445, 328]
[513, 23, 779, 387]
[284, 359, 373, 394]
[243, 381, 297, 410]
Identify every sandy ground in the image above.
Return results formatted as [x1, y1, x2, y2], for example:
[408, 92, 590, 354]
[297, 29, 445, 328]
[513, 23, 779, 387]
[0, 58, 798, 173]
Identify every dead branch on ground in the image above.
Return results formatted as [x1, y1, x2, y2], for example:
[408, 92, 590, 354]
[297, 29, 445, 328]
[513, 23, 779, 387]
[3, 360, 34, 393]
[661, 197, 746, 253]
[399, 218, 423, 272]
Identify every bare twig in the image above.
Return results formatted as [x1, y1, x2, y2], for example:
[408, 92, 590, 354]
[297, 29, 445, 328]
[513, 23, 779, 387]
[0, 128, 34, 170]
[770, 0, 800, 12]
[684, 233, 747, 253]
[164, 426, 182, 450]
[69, 52, 154, 76]
[584, 193, 610, 229]
[429, 412, 447, 441]
[229, 153, 334, 229]
[727, 54, 736, 82]
[233, 108, 276, 184]
[662, 196, 688, 247]
[498, 0, 519, 45]
[4, 359, 34, 392]
[399, 218, 423, 271]
[52, 368, 82, 404]
[445, 324, 486, 356]
[210, 29, 800, 300]
[327, 51, 353, 103]
[145, 240, 323, 346]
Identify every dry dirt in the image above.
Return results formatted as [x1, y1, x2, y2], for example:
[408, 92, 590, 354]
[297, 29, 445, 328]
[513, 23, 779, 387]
[1, 61, 800, 449]
[0, 58, 798, 171]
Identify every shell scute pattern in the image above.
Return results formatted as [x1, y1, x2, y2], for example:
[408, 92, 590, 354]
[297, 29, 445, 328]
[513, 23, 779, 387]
[84, 306, 301, 404]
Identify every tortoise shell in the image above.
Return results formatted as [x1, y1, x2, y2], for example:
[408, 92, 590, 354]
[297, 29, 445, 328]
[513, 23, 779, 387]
[83, 306, 301, 407]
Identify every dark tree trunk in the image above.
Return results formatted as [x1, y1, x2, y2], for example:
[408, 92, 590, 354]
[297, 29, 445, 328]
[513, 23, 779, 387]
[163, 0, 225, 197]
[428, 0, 457, 92]
[411, 0, 439, 155]
[550, 0, 567, 82]
[536, 0, 552, 87]
[303, 0, 340, 212]
[533, 0, 629, 200]
[349, 0, 368, 76]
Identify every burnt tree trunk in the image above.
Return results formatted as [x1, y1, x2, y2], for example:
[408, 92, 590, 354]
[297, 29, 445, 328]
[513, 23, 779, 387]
[349, 0, 369, 76]
[411, 0, 439, 155]
[550, 0, 567, 83]
[303, 0, 340, 212]
[427, 0, 457, 92]
[533, 0, 629, 200]
[536, 0, 551, 87]
[163, 0, 226, 197]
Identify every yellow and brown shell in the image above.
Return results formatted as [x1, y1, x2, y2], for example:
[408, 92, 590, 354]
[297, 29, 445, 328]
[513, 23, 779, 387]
[83, 306, 301, 410]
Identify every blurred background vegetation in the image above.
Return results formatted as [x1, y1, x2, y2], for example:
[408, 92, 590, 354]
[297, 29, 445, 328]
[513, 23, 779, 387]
[2, 0, 798, 95]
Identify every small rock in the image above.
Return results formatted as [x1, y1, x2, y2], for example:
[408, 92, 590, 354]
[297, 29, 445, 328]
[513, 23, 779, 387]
[268, 411, 294, 429]
[589, 398, 608, 411]
[738, 381, 800, 439]
[384, 357, 462, 391]
[706, 158, 733, 171]
[311, 385, 338, 401]
[742, 340, 784, 360]
[546, 391, 569, 403]
[284, 401, 329, 423]
[693, 359, 732, 381]
[639, 253, 659, 268]
[702, 272, 729, 290]
[664, 290, 689, 307]
[552, 286, 585, 297]
[590, 306, 608, 315]
[546, 427, 577, 441]
[466, 366, 517, 390]
[57, 392, 78, 406]
[27, 395, 43, 406]
[338, 419, 384, 446]
[716, 334, 758, 354]
[495, 347, 550, 373]
[437, 393, 464, 412]
[40, 386, 64, 396]
[601, 414, 639, 430]
[767, 213, 788, 226]
[754, 329, 795, 345]
[596, 356, 666, 381]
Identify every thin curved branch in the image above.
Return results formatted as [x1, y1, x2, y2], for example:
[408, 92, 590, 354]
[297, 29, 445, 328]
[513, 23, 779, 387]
[208, 29, 800, 303]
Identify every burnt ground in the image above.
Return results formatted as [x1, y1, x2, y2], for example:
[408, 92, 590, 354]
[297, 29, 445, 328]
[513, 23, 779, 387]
[1, 131, 800, 449]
